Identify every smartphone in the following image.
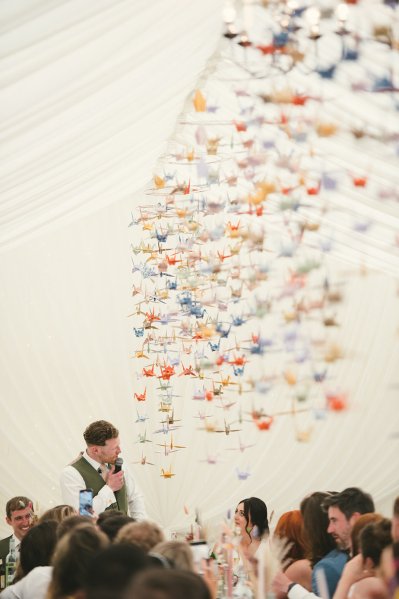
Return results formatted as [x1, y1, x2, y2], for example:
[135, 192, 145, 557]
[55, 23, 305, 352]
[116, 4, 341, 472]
[79, 488, 94, 517]
[190, 541, 210, 573]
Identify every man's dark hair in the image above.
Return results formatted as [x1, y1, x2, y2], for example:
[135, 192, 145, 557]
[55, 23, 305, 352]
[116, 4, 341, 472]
[84, 543, 150, 599]
[126, 568, 212, 599]
[393, 496, 399, 518]
[97, 509, 124, 525]
[98, 515, 135, 542]
[6, 496, 33, 519]
[57, 515, 95, 540]
[322, 487, 375, 519]
[84, 420, 119, 446]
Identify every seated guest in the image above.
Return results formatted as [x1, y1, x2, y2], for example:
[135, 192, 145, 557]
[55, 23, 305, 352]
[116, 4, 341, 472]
[125, 568, 212, 599]
[84, 543, 150, 599]
[96, 509, 123, 525]
[97, 513, 135, 542]
[0, 497, 35, 561]
[322, 487, 375, 553]
[234, 496, 269, 559]
[350, 513, 383, 557]
[115, 521, 165, 553]
[341, 518, 392, 599]
[272, 491, 337, 599]
[38, 505, 76, 524]
[273, 510, 312, 591]
[0, 516, 97, 599]
[392, 496, 399, 542]
[15, 521, 58, 582]
[0, 521, 58, 598]
[46, 523, 108, 599]
[272, 489, 376, 599]
[150, 541, 195, 572]
[56, 515, 95, 539]
[313, 487, 374, 597]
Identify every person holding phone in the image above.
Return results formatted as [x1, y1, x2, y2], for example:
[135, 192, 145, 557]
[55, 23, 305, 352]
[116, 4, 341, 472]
[60, 420, 146, 520]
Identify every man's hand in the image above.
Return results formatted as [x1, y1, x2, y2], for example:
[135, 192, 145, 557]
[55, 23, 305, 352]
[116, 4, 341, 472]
[106, 466, 124, 492]
[272, 571, 293, 599]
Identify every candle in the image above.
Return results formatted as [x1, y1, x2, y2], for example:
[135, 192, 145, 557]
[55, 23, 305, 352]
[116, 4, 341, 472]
[226, 544, 233, 598]
[243, 0, 253, 32]
[336, 3, 349, 23]
[257, 542, 265, 599]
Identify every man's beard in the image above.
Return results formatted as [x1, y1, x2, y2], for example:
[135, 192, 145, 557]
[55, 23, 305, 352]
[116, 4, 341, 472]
[335, 537, 349, 551]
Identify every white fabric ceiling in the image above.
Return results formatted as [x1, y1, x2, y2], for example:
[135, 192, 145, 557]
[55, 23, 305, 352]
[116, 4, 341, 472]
[0, 0, 398, 540]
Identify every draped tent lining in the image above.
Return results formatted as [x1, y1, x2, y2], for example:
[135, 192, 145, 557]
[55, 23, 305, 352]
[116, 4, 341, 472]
[0, 0, 398, 539]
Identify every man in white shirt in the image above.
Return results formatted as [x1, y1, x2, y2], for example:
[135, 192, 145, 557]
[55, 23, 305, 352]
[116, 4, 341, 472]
[60, 420, 146, 520]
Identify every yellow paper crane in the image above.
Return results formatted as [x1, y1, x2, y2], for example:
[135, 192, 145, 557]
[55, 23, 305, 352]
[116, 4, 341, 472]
[193, 89, 206, 112]
[153, 175, 165, 189]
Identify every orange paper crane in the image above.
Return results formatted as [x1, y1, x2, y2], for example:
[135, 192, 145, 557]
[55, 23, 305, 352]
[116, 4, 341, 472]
[255, 416, 274, 430]
[158, 363, 176, 381]
[165, 254, 183, 266]
[134, 388, 147, 402]
[326, 392, 347, 411]
[217, 249, 233, 262]
[179, 363, 197, 377]
[142, 364, 156, 377]
[144, 307, 161, 324]
[229, 354, 247, 366]
[226, 221, 241, 238]
[352, 175, 368, 187]
[161, 466, 176, 478]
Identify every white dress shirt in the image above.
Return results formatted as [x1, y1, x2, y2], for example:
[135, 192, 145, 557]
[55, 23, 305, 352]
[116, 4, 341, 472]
[0, 566, 52, 599]
[288, 584, 321, 599]
[59, 451, 146, 520]
[11, 534, 20, 560]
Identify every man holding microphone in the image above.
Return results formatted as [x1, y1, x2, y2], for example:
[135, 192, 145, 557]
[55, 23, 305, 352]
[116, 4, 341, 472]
[60, 420, 146, 519]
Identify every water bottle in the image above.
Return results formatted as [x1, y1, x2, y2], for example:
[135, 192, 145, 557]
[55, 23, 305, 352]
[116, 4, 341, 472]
[5, 537, 17, 586]
[0, 557, 6, 590]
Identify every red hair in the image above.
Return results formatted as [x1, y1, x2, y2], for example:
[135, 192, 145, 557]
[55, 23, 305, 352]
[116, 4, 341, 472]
[274, 510, 306, 564]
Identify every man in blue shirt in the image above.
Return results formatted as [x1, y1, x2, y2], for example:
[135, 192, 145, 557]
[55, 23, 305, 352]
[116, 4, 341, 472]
[311, 487, 375, 597]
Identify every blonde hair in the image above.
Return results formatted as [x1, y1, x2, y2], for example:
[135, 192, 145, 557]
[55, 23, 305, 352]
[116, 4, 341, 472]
[115, 521, 165, 553]
[151, 541, 195, 572]
[39, 505, 77, 524]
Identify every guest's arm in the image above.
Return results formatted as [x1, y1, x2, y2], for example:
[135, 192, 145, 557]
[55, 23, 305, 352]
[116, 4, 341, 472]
[273, 571, 322, 599]
[333, 554, 373, 599]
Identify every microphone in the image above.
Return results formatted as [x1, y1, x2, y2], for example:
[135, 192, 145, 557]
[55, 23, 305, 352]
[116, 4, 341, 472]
[114, 457, 123, 474]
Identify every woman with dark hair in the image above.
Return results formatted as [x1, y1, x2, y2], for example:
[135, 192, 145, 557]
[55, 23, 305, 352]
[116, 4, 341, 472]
[234, 497, 269, 559]
[272, 492, 342, 598]
[300, 492, 336, 567]
[301, 491, 348, 598]
[0, 521, 58, 599]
